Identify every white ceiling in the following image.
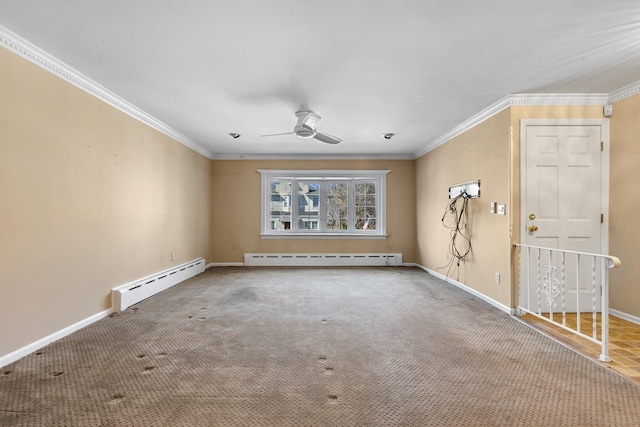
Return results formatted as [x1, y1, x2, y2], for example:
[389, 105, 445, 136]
[1, 1, 640, 159]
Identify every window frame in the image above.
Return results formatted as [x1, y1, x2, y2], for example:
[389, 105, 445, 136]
[259, 170, 389, 239]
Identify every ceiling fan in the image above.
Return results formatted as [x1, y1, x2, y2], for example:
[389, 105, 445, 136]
[260, 111, 342, 144]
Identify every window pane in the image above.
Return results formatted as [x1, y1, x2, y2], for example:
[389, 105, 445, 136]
[356, 182, 376, 195]
[269, 181, 291, 230]
[355, 182, 376, 230]
[298, 182, 320, 230]
[326, 182, 348, 230]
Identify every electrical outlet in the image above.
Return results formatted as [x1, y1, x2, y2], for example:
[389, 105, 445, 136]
[495, 273, 500, 284]
[171, 253, 175, 261]
[497, 204, 506, 215]
[490, 201, 496, 214]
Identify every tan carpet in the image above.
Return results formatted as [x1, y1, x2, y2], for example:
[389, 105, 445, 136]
[1, 267, 639, 426]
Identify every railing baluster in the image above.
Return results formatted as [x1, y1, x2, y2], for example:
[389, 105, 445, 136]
[536, 248, 541, 315]
[526, 246, 531, 312]
[576, 254, 581, 335]
[599, 257, 611, 362]
[561, 251, 566, 327]
[548, 249, 554, 322]
[592, 257, 597, 341]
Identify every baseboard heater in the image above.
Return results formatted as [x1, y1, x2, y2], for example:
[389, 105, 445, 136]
[111, 258, 205, 312]
[244, 253, 402, 267]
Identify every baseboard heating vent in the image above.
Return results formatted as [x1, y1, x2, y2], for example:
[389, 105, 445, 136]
[111, 258, 204, 312]
[244, 253, 402, 267]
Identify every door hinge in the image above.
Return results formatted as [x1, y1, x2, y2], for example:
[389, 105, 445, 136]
[601, 213, 604, 223]
[601, 141, 604, 152]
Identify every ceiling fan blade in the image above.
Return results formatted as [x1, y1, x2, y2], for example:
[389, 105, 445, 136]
[260, 132, 295, 137]
[313, 132, 342, 144]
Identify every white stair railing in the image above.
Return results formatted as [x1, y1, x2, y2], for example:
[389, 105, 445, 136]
[513, 244, 621, 362]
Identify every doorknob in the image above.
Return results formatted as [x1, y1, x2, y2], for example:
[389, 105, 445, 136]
[528, 225, 539, 232]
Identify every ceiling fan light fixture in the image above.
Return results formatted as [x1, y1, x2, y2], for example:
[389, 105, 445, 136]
[296, 111, 322, 130]
[383, 133, 395, 140]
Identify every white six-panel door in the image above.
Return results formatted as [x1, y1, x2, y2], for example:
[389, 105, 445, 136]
[520, 119, 608, 312]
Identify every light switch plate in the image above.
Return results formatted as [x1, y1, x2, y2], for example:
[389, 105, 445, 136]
[490, 201, 496, 214]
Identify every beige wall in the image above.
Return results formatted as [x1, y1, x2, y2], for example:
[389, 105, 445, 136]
[209, 159, 417, 263]
[609, 94, 640, 317]
[415, 109, 512, 307]
[0, 48, 211, 358]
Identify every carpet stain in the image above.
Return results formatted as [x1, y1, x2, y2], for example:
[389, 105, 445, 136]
[222, 286, 257, 304]
[108, 394, 125, 404]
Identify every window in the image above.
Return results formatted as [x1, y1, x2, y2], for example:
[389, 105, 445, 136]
[259, 170, 389, 238]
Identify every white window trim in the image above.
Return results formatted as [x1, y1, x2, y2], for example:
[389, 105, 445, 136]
[259, 170, 389, 239]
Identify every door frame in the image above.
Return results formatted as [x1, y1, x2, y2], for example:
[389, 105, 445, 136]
[520, 118, 610, 256]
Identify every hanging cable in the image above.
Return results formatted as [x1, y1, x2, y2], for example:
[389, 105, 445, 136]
[437, 192, 472, 279]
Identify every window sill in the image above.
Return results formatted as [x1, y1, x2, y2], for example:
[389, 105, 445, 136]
[260, 233, 388, 240]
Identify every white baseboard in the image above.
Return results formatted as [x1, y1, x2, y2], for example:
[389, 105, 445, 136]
[610, 309, 640, 326]
[111, 258, 204, 312]
[416, 264, 513, 314]
[206, 262, 244, 268]
[0, 308, 113, 369]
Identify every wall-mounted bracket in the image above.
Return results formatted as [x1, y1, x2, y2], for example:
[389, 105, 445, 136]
[449, 179, 481, 199]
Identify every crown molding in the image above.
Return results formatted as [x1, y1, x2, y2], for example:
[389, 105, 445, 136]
[608, 80, 640, 104]
[0, 25, 214, 160]
[210, 153, 415, 161]
[414, 92, 615, 159]
[508, 93, 609, 105]
[414, 96, 512, 158]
